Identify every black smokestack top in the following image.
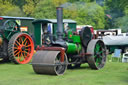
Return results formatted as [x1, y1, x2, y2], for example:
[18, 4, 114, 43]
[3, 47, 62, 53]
[56, 7, 63, 40]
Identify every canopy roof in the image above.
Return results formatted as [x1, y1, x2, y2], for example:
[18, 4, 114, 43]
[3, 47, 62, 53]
[0, 16, 35, 20]
[33, 19, 76, 24]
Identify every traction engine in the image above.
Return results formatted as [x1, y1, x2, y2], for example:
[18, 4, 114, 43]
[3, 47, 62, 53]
[32, 7, 107, 75]
[0, 19, 34, 64]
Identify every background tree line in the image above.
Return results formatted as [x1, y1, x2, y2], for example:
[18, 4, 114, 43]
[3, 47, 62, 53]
[0, 0, 128, 31]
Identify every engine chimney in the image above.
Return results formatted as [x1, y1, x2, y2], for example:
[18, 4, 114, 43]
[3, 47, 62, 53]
[56, 7, 63, 40]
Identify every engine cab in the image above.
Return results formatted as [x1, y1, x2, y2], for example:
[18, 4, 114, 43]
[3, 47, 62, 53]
[32, 19, 77, 47]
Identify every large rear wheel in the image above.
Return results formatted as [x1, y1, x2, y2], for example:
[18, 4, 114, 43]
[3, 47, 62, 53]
[87, 39, 107, 69]
[8, 33, 34, 64]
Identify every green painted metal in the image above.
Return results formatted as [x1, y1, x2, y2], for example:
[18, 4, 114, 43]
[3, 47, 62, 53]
[67, 30, 73, 39]
[72, 35, 81, 43]
[3, 30, 19, 40]
[1, 29, 29, 41]
[66, 29, 82, 54]
[94, 43, 103, 67]
[0, 16, 35, 35]
[67, 30, 81, 43]
[66, 42, 82, 54]
[68, 23, 76, 31]
[33, 23, 42, 46]
[53, 24, 57, 37]
[66, 42, 77, 53]
[0, 20, 21, 40]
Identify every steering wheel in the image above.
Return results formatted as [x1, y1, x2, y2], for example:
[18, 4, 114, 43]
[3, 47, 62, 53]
[3, 20, 20, 31]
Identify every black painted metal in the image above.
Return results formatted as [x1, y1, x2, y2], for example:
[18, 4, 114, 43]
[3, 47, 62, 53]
[56, 7, 63, 41]
[80, 27, 92, 47]
[52, 7, 67, 48]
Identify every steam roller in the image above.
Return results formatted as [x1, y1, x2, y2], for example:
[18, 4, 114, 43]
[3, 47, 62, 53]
[32, 7, 107, 75]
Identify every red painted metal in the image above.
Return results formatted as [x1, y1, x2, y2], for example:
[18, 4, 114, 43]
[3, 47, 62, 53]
[0, 17, 3, 20]
[13, 33, 34, 64]
[36, 46, 65, 62]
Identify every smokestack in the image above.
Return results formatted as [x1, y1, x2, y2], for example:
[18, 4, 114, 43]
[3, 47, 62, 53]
[56, 7, 63, 40]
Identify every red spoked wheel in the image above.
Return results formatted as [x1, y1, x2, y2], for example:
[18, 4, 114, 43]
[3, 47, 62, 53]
[8, 33, 34, 64]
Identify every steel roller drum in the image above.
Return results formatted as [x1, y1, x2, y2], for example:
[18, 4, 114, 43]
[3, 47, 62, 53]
[32, 50, 67, 75]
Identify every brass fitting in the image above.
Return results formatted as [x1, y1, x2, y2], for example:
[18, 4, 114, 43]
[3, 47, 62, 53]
[0, 37, 3, 45]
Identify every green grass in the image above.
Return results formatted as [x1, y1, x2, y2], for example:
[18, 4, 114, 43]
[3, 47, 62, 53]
[0, 61, 128, 85]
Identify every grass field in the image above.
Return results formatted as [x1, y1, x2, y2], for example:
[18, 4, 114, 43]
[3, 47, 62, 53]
[0, 61, 128, 85]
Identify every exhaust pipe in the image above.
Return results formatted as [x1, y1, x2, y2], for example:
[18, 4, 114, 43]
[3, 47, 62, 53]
[56, 7, 63, 40]
[53, 7, 67, 48]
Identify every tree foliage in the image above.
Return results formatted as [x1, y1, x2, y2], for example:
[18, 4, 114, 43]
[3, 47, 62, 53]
[114, 16, 128, 32]
[0, 0, 24, 16]
[0, 0, 128, 31]
[33, 1, 105, 29]
[124, 5, 128, 15]
[104, 0, 128, 31]
[63, 2, 105, 29]
[68, 0, 93, 3]
[53, 0, 67, 7]
[33, 0, 68, 18]
[23, 0, 41, 16]
[33, 0, 56, 18]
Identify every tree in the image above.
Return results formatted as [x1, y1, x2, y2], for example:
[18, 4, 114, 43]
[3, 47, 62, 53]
[68, 0, 92, 3]
[23, 0, 41, 16]
[63, 2, 105, 29]
[104, 0, 128, 29]
[33, 0, 68, 18]
[33, 0, 56, 18]
[53, 0, 67, 7]
[114, 16, 128, 32]
[0, 0, 24, 16]
[12, 0, 26, 9]
[33, 1, 105, 29]
[124, 5, 128, 15]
